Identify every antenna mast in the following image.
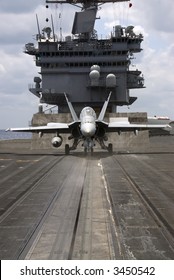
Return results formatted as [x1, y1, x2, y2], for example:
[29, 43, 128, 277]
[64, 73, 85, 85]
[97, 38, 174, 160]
[36, 14, 41, 41]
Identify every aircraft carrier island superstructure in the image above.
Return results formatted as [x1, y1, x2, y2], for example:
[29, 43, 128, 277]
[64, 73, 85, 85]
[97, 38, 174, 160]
[26, 0, 144, 114]
[1, 1, 174, 260]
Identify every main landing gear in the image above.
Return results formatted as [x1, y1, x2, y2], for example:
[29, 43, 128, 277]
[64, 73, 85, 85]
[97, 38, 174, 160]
[65, 138, 79, 155]
[64, 139, 113, 155]
[65, 144, 70, 155]
[97, 138, 113, 154]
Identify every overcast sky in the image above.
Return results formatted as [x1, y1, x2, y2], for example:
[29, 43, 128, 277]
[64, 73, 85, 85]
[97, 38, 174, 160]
[0, 0, 174, 128]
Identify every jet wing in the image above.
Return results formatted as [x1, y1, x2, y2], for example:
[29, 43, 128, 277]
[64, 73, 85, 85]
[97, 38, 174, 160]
[106, 122, 171, 133]
[6, 122, 78, 134]
[96, 120, 171, 133]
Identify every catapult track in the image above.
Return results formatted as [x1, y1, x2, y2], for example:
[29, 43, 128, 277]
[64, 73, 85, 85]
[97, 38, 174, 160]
[0, 136, 174, 259]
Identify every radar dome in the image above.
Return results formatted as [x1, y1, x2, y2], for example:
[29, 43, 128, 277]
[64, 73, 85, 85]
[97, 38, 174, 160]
[90, 65, 100, 73]
[89, 70, 100, 79]
[89, 69, 100, 86]
[106, 74, 116, 88]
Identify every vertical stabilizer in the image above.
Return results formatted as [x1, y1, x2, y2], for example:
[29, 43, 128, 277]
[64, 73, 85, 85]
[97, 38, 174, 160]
[97, 92, 112, 121]
[64, 93, 79, 122]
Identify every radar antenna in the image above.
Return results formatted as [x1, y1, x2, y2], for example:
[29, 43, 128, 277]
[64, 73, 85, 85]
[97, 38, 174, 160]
[46, 0, 130, 40]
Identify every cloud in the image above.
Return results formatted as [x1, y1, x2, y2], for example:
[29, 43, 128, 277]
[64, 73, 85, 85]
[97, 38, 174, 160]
[131, 0, 174, 33]
[120, 41, 174, 118]
[96, 1, 174, 119]
[0, 0, 174, 129]
[0, 93, 38, 128]
[0, 49, 38, 94]
[0, 64, 6, 75]
[0, 0, 42, 14]
[0, 4, 50, 45]
[0, 48, 38, 128]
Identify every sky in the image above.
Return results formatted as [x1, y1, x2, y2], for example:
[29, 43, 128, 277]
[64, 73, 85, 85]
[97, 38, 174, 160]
[0, 0, 174, 128]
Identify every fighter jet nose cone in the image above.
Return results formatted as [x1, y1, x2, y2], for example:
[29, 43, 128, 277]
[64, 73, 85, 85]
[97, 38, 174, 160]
[81, 123, 96, 137]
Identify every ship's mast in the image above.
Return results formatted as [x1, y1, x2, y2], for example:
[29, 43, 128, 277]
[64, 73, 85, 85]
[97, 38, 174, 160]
[45, 1, 130, 41]
[45, 0, 130, 10]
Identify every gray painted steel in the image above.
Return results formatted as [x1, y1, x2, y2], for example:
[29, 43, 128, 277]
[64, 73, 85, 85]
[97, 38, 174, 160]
[26, 0, 144, 113]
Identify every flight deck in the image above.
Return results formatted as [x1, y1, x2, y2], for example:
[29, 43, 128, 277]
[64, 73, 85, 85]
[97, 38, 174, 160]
[0, 136, 174, 259]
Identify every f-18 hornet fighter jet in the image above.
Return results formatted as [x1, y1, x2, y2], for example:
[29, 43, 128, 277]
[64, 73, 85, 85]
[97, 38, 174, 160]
[6, 93, 171, 154]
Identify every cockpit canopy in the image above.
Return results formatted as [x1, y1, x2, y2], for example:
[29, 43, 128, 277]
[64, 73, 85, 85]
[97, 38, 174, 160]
[80, 107, 96, 119]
